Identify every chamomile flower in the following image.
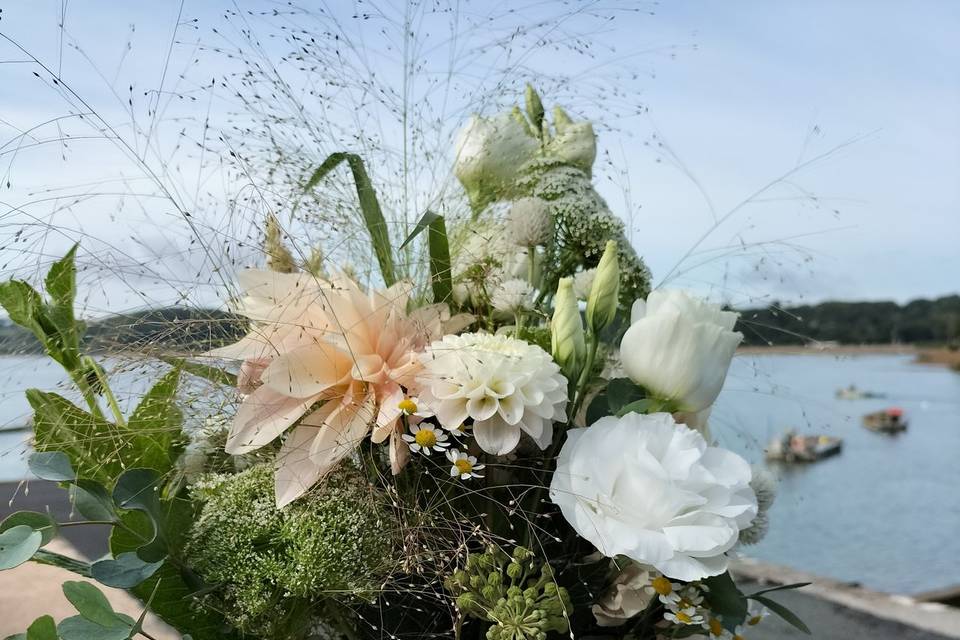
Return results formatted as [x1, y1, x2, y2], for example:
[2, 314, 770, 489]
[664, 606, 705, 626]
[746, 601, 769, 626]
[402, 423, 450, 455]
[446, 449, 485, 480]
[646, 576, 682, 604]
[703, 617, 733, 638]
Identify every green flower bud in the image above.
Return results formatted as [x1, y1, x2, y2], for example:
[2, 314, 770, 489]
[482, 585, 499, 602]
[551, 277, 585, 380]
[586, 240, 620, 334]
[512, 546, 532, 562]
[506, 586, 522, 598]
[506, 561, 524, 580]
[553, 106, 574, 134]
[487, 571, 503, 587]
[525, 84, 545, 134]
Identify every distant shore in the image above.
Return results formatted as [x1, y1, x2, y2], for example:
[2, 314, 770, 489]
[737, 344, 960, 369]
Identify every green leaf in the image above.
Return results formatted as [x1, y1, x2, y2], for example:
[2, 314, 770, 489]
[91, 552, 164, 589]
[605, 378, 646, 415]
[750, 595, 811, 634]
[748, 582, 812, 597]
[160, 357, 236, 387]
[27, 390, 122, 485]
[427, 215, 452, 303]
[26, 615, 58, 640]
[615, 398, 656, 417]
[70, 480, 116, 522]
[62, 581, 126, 628]
[27, 450, 76, 482]
[303, 152, 397, 286]
[0, 525, 43, 570]
[399, 210, 441, 250]
[125, 368, 183, 475]
[112, 468, 166, 562]
[703, 572, 748, 631]
[57, 615, 134, 640]
[45, 244, 78, 309]
[0, 511, 58, 546]
[0, 280, 44, 336]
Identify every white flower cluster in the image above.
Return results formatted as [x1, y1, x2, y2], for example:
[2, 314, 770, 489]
[417, 332, 568, 455]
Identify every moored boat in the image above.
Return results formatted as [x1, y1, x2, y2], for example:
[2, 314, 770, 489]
[766, 430, 843, 463]
[862, 407, 908, 433]
[835, 384, 886, 400]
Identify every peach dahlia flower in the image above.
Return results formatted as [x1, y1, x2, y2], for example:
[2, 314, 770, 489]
[210, 269, 458, 507]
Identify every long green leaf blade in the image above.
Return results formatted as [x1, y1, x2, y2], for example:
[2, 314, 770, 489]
[427, 215, 452, 303]
[303, 152, 396, 285]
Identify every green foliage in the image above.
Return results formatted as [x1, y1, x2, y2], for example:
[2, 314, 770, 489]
[0, 525, 42, 570]
[0, 511, 58, 546]
[27, 450, 76, 482]
[399, 210, 453, 303]
[303, 152, 397, 286]
[703, 572, 748, 632]
[28, 367, 183, 487]
[738, 295, 960, 346]
[749, 594, 811, 634]
[184, 463, 397, 638]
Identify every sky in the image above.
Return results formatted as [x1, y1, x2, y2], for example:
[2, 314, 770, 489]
[0, 1, 958, 316]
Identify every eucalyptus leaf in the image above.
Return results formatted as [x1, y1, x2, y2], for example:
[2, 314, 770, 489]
[26, 616, 57, 640]
[70, 480, 116, 522]
[57, 615, 134, 640]
[62, 581, 126, 627]
[112, 468, 166, 562]
[27, 451, 76, 482]
[0, 511, 58, 546]
[91, 552, 164, 589]
[0, 525, 43, 570]
[750, 595, 811, 634]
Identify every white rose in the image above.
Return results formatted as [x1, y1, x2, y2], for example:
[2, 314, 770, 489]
[454, 113, 538, 206]
[620, 290, 742, 412]
[549, 412, 757, 581]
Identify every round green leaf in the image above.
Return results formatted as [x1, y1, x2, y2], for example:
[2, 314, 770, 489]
[0, 525, 42, 570]
[70, 481, 116, 522]
[62, 581, 125, 627]
[27, 451, 76, 482]
[57, 615, 132, 640]
[26, 615, 58, 640]
[0, 511, 57, 546]
[91, 552, 164, 589]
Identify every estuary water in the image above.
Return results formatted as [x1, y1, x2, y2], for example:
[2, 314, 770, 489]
[1, 352, 958, 595]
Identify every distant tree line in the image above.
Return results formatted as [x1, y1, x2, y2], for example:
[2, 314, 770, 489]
[0, 307, 247, 355]
[736, 295, 960, 346]
[3, 295, 960, 354]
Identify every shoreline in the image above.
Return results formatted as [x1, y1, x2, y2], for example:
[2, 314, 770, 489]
[738, 344, 960, 368]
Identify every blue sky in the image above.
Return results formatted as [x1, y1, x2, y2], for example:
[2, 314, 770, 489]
[0, 1, 957, 315]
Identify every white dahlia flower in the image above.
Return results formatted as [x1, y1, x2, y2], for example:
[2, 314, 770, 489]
[550, 412, 758, 581]
[620, 290, 742, 412]
[416, 333, 568, 455]
[491, 278, 534, 313]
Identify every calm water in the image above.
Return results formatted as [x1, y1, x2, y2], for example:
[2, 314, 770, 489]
[1, 353, 959, 594]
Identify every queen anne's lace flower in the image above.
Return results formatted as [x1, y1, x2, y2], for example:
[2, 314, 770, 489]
[550, 412, 758, 581]
[417, 333, 568, 455]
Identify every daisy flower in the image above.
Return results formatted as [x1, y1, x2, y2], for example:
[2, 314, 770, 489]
[446, 449, 485, 480]
[402, 423, 450, 455]
[703, 617, 733, 638]
[645, 575, 682, 605]
[746, 601, 769, 626]
[664, 606, 705, 626]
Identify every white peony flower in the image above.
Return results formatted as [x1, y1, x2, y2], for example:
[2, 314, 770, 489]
[620, 290, 742, 412]
[416, 333, 568, 455]
[549, 412, 758, 581]
[506, 197, 553, 247]
[454, 112, 538, 206]
[491, 278, 534, 313]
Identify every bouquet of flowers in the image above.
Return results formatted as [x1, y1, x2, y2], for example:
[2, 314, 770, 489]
[0, 86, 805, 640]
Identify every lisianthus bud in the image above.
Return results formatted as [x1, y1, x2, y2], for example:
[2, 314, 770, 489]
[551, 277, 585, 380]
[586, 240, 620, 333]
[506, 197, 552, 247]
[525, 83, 545, 134]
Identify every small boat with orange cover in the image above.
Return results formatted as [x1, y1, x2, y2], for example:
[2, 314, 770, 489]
[862, 407, 908, 433]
